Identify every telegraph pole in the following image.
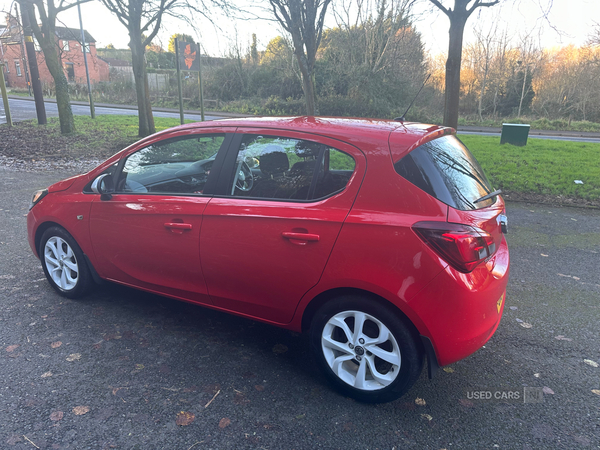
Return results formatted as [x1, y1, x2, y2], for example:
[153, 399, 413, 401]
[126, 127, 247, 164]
[14, 4, 31, 96]
[77, 2, 95, 118]
[0, 62, 13, 127]
[19, 2, 46, 125]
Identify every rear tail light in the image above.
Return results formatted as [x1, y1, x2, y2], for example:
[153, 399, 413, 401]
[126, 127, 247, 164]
[412, 222, 496, 273]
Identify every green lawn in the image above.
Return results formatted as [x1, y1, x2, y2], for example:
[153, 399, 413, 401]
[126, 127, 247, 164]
[459, 134, 600, 202]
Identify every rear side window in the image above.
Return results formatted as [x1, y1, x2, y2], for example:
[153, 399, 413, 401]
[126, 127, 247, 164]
[394, 135, 495, 210]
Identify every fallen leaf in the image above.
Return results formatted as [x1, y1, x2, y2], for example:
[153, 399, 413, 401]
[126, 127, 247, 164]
[51, 341, 62, 348]
[41, 371, 53, 378]
[272, 344, 288, 354]
[520, 322, 532, 328]
[66, 353, 81, 362]
[534, 373, 540, 378]
[554, 335, 573, 341]
[509, 306, 518, 310]
[254, 385, 265, 391]
[73, 406, 90, 415]
[218, 417, 231, 429]
[50, 411, 63, 421]
[540, 254, 548, 257]
[135, 364, 145, 370]
[295, 414, 305, 420]
[415, 397, 426, 406]
[542, 387, 554, 395]
[592, 389, 600, 396]
[442, 367, 454, 373]
[584, 359, 599, 368]
[421, 414, 433, 421]
[6, 345, 19, 352]
[176, 411, 195, 426]
[516, 318, 523, 323]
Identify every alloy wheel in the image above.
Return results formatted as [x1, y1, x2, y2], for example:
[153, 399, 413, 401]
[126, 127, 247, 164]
[321, 310, 401, 391]
[44, 236, 79, 291]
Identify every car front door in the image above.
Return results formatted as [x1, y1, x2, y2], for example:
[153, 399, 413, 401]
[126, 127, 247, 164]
[200, 129, 365, 323]
[89, 131, 231, 304]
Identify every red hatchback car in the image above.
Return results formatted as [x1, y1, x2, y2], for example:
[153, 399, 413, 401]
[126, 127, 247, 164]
[27, 117, 509, 402]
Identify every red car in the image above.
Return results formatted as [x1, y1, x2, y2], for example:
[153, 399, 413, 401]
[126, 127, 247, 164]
[27, 117, 509, 402]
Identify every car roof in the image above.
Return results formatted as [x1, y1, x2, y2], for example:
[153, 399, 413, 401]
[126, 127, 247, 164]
[166, 116, 452, 153]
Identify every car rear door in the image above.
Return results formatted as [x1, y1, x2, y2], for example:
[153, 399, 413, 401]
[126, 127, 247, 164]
[199, 129, 366, 324]
[89, 130, 233, 304]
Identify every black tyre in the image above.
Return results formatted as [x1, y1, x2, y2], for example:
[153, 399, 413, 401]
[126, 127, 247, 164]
[310, 296, 423, 403]
[39, 226, 93, 299]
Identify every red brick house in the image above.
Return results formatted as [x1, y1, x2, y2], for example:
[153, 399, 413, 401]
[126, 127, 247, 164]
[1, 16, 109, 89]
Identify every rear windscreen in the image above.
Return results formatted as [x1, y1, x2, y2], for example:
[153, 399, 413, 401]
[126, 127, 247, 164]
[394, 135, 495, 210]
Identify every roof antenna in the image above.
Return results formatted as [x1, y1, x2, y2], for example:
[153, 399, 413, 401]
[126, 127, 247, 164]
[394, 73, 431, 122]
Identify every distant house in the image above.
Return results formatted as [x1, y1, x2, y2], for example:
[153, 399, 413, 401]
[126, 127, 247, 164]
[101, 57, 134, 82]
[0, 15, 109, 89]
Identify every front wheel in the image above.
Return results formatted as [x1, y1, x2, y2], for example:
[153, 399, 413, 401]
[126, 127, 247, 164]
[310, 296, 423, 403]
[39, 226, 93, 299]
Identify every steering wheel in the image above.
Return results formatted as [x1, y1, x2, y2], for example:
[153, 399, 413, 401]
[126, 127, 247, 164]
[233, 161, 254, 193]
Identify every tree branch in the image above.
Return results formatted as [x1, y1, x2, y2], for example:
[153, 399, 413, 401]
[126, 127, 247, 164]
[467, 0, 499, 15]
[428, 0, 449, 16]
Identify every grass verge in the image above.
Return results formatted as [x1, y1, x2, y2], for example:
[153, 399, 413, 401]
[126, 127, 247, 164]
[459, 134, 600, 204]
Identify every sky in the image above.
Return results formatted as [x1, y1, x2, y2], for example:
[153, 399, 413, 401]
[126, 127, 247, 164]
[1, 0, 598, 57]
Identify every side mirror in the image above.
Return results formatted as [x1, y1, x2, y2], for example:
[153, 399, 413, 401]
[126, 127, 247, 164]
[91, 174, 114, 200]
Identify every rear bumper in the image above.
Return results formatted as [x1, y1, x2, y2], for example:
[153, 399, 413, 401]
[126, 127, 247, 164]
[409, 237, 509, 367]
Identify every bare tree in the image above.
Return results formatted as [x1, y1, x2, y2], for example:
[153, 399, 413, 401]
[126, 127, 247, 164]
[100, 0, 231, 136]
[21, 0, 91, 134]
[428, 0, 500, 128]
[100, 0, 177, 136]
[268, 0, 333, 115]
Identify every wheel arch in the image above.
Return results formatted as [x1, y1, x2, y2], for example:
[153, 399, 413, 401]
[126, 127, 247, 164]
[300, 287, 423, 346]
[34, 221, 64, 257]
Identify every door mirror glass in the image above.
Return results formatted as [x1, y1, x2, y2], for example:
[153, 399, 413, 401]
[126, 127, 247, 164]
[91, 174, 114, 195]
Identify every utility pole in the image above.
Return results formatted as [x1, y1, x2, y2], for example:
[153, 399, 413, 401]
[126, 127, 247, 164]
[174, 37, 184, 125]
[19, 2, 46, 125]
[197, 41, 204, 121]
[0, 62, 13, 127]
[14, 4, 31, 96]
[77, 2, 95, 118]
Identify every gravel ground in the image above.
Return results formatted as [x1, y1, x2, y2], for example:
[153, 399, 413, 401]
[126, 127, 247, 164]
[0, 166, 599, 449]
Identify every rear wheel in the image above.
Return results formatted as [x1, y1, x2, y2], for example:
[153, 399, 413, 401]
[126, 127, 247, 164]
[39, 226, 93, 299]
[310, 296, 423, 403]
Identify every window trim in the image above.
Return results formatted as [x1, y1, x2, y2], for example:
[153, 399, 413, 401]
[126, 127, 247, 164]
[14, 60, 21, 76]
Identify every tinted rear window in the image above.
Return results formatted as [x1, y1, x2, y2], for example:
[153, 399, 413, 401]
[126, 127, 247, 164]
[394, 135, 495, 210]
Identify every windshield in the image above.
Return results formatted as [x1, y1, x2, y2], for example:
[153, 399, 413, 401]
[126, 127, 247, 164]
[394, 135, 495, 210]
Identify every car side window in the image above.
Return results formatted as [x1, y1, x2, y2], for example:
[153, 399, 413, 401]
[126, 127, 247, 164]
[117, 134, 225, 195]
[227, 135, 355, 201]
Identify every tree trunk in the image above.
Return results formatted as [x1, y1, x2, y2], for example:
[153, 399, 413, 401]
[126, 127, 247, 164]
[43, 43, 74, 134]
[444, 17, 466, 129]
[130, 37, 155, 137]
[296, 55, 316, 115]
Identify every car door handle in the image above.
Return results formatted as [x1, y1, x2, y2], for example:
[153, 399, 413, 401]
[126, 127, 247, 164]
[282, 232, 320, 245]
[165, 222, 193, 231]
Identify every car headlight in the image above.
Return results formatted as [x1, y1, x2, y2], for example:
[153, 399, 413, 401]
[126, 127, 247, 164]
[30, 189, 48, 210]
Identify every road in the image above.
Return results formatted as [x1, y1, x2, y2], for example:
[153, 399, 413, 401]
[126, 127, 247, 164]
[0, 97, 226, 124]
[1, 165, 599, 449]
[3, 97, 600, 143]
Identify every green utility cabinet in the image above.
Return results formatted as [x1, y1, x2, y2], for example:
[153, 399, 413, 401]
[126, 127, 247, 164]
[500, 123, 530, 146]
